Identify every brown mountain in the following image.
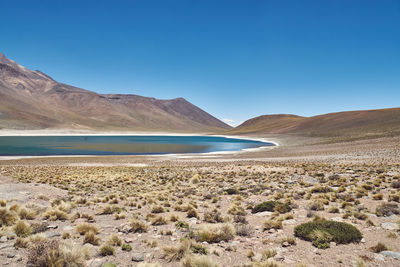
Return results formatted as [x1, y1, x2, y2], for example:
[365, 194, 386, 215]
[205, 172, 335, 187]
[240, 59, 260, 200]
[0, 52, 231, 132]
[229, 108, 400, 138]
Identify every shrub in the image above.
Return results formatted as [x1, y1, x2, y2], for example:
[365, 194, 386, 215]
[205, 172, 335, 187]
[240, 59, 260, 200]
[27, 240, 88, 267]
[100, 243, 115, 256]
[83, 231, 100, 245]
[107, 234, 122, 246]
[226, 188, 239, 195]
[190, 243, 208, 255]
[121, 243, 132, 251]
[196, 223, 236, 243]
[252, 201, 291, 214]
[43, 208, 68, 221]
[163, 239, 190, 262]
[76, 223, 100, 235]
[261, 249, 277, 260]
[187, 208, 198, 218]
[13, 220, 33, 237]
[235, 224, 253, 236]
[151, 215, 167, 225]
[263, 219, 282, 230]
[0, 207, 18, 226]
[370, 242, 389, 253]
[204, 209, 224, 223]
[181, 255, 218, 267]
[375, 203, 399, 217]
[294, 219, 362, 249]
[176, 220, 189, 230]
[130, 219, 149, 233]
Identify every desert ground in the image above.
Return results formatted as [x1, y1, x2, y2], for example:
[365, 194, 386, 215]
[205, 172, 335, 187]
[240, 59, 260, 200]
[0, 133, 399, 267]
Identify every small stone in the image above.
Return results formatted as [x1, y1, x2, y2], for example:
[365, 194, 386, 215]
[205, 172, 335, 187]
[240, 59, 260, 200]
[274, 254, 285, 261]
[361, 238, 366, 243]
[125, 238, 134, 243]
[47, 225, 58, 229]
[7, 253, 15, 258]
[46, 232, 61, 238]
[330, 242, 336, 247]
[63, 226, 74, 231]
[132, 253, 144, 262]
[282, 241, 290, 247]
[0, 236, 7, 243]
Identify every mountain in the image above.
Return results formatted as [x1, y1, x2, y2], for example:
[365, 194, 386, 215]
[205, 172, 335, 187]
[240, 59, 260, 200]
[229, 108, 400, 138]
[0, 52, 231, 132]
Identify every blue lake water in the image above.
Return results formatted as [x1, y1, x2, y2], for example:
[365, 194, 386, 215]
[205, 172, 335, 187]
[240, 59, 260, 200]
[0, 136, 274, 156]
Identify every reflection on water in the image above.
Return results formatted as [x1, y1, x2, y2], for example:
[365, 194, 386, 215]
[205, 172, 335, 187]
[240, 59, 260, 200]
[0, 136, 274, 156]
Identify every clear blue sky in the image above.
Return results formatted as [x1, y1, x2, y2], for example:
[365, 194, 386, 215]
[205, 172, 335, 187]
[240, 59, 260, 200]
[1, 0, 399, 126]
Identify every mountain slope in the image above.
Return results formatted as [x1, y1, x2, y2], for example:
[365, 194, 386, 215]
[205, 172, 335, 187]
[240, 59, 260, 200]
[0, 52, 231, 132]
[229, 108, 400, 137]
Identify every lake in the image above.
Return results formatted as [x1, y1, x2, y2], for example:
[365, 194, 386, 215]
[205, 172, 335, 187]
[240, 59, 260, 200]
[0, 135, 274, 156]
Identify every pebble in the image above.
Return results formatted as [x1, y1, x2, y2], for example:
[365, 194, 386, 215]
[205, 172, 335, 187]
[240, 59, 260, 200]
[63, 226, 74, 231]
[0, 236, 7, 243]
[7, 253, 15, 258]
[132, 253, 144, 262]
[47, 225, 58, 229]
[46, 232, 61, 238]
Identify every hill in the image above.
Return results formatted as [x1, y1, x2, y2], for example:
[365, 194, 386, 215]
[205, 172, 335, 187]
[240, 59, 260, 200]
[0, 52, 231, 132]
[229, 108, 400, 138]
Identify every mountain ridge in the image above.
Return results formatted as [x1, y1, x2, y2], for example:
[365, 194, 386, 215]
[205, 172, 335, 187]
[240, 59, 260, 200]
[0, 52, 231, 132]
[228, 108, 400, 138]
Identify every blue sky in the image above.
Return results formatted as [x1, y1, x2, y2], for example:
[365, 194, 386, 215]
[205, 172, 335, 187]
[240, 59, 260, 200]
[1, 0, 399, 126]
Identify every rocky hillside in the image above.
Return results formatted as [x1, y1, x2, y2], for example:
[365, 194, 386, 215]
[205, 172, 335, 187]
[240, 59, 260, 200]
[0, 52, 231, 132]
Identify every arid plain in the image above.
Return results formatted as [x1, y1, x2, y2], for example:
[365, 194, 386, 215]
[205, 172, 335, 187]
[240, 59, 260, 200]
[0, 132, 399, 267]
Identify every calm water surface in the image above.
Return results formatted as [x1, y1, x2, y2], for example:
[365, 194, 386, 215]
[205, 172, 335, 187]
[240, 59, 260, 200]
[0, 136, 274, 156]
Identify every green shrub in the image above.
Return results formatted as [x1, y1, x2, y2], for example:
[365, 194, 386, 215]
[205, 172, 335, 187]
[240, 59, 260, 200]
[252, 201, 291, 214]
[294, 219, 362, 249]
[121, 243, 132, 251]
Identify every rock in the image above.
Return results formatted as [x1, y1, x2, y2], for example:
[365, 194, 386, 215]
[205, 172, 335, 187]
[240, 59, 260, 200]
[63, 226, 74, 231]
[254, 211, 273, 217]
[188, 217, 198, 224]
[86, 258, 105, 267]
[125, 238, 134, 243]
[374, 254, 385, 261]
[47, 225, 58, 229]
[274, 254, 285, 261]
[117, 223, 131, 233]
[45, 232, 61, 238]
[282, 241, 290, 247]
[7, 253, 15, 258]
[380, 251, 400, 260]
[282, 219, 296, 225]
[132, 253, 145, 262]
[330, 242, 336, 247]
[381, 223, 399, 230]
[360, 238, 366, 243]
[0, 236, 7, 243]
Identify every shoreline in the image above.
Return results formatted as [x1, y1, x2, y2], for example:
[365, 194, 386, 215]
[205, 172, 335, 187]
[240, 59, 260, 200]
[0, 131, 279, 160]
